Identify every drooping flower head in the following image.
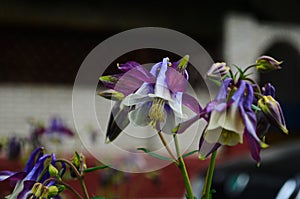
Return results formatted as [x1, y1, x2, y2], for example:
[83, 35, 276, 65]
[179, 56, 288, 164]
[0, 147, 64, 198]
[99, 56, 201, 142]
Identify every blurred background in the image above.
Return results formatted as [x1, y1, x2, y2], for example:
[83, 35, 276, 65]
[0, 1, 300, 198]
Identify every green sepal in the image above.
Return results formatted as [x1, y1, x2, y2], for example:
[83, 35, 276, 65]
[137, 148, 173, 161]
[91, 196, 106, 199]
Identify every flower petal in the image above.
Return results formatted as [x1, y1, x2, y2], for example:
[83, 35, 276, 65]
[128, 102, 151, 127]
[177, 115, 201, 134]
[182, 93, 202, 114]
[198, 132, 221, 159]
[114, 65, 156, 96]
[24, 147, 44, 173]
[106, 102, 130, 142]
[166, 67, 188, 93]
[161, 105, 176, 134]
[0, 171, 26, 182]
[118, 61, 141, 72]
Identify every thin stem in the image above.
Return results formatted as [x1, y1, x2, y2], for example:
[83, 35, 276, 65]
[157, 130, 178, 164]
[243, 64, 257, 74]
[173, 133, 194, 199]
[56, 159, 81, 178]
[202, 150, 217, 199]
[79, 178, 90, 199]
[56, 159, 89, 199]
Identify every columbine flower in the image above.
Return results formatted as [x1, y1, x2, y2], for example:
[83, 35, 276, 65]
[198, 78, 268, 163]
[0, 147, 63, 198]
[256, 55, 282, 73]
[99, 56, 202, 142]
[206, 62, 230, 79]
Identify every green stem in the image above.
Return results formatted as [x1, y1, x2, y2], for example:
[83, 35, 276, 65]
[56, 159, 89, 199]
[79, 178, 90, 199]
[43, 177, 84, 199]
[243, 64, 257, 74]
[202, 150, 217, 199]
[157, 130, 178, 164]
[173, 133, 194, 199]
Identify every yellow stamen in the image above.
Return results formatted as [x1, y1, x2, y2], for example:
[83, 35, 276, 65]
[148, 98, 165, 127]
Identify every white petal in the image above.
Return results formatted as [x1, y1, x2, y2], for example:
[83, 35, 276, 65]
[128, 102, 151, 127]
[161, 107, 176, 134]
[122, 93, 152, 106]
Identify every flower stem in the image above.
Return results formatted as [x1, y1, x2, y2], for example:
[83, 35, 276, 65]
[202, 150, 217, 199]
[43, 177, 84, 199]
[56, 159, 89, 199]
[173, 133, 194, 199]
[157, 130, 178, 164]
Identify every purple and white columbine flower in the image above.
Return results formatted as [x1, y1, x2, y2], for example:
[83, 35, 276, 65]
[198, 78, 268, 163]
[0, 147, 63, 199]
[99, 56, 201, 142]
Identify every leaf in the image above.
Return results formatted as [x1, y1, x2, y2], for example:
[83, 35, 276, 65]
[137, 148, 173, 161]
[182, 150, 198, 158]
[84, 165, 110, 173]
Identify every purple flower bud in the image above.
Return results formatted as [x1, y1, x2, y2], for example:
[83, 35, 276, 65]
[256, 56, 282, 73]
[258, 96, 288, 134]
[206, 62, 230, 79]
[262, 83, 275, 97]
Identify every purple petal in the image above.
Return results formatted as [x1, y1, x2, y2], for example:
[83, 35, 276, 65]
[17, 180, 36, 199]
[166, 67, 188, 93]
[25, 154, 51, 181]
[24, 147, 44, 173]
[177, 115, 200, 134]
[215, 78, 232, 101]
[118, 61, 141, 72]
[114, 66, 155, 96]
[182, 93, 202, 114]
[198, 132, 221, 159]
[245, 133, 261, 164]
[0, 171, 26, 182]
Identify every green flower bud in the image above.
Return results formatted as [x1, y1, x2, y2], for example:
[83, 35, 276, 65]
[98, 89, 125, 101]
[256, 55, 282, 73]
[71, 152, 87, 177]
[258, 95, 288, 134]
[48, 164, 59, 177]
[177, 55, 189, 72]
[48, 186, 59, 197]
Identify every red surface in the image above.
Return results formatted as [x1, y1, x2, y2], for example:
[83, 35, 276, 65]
[0, 144, 249, 198]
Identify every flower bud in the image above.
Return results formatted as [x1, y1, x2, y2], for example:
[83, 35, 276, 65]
[258, 96, 288, 134]
[262, 83, 275, 97]
[256, 55, 282, 73]
[48, 164, 59, 177]
[71, 152, 87, 177]
[48, 186, 59, 197]
[99, 74, 122, 89]
[98, 89, 125, 101]
[206, 62, 230, 79]
[176, 55, 189, 73]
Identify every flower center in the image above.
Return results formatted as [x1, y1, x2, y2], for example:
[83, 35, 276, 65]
[219, 129, 241, 146]
[148, 97, 165, 126]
